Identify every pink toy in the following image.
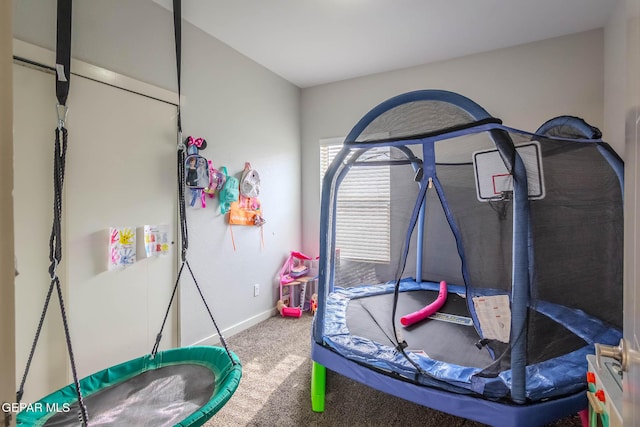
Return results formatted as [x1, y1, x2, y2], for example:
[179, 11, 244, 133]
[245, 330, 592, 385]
[277, 300, 302, 318]
[400, 281, 448, 327]
[277, 251, 318, 318]
[279, 251, 312, 284]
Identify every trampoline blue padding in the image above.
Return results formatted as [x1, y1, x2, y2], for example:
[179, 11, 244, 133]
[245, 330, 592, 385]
[311, 341, 587, 427]
[322, 279, 621, 401]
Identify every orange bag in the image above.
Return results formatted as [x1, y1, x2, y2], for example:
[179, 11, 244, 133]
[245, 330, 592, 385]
[227, 195, 266, 251]
[228, 196, 264, 226]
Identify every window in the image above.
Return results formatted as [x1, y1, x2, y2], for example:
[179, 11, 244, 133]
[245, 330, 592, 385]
[320, 138, 390, 263]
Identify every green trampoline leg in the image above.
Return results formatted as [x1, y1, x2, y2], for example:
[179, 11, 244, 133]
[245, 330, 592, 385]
[311, 361, 326, 412]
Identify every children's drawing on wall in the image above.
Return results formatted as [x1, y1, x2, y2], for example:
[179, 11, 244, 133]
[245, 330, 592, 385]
[109, 226, 136, 270]
[144, 224, 170, 257]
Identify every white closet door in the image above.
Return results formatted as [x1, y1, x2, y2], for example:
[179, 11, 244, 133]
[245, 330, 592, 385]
[14, 46, 178, 403]
[14, 62, 71, 403]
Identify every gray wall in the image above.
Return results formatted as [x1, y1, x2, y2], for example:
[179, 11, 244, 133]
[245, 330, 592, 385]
[604, 0, 627, 156]
[13, 0, 301, 349]
[300, 29, 606, 256]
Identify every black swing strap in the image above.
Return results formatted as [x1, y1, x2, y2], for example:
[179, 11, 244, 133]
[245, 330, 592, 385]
[389, 172, 431, 379]
[55, 0, 71, 108]
[173, 0, 188, 260]
[17, 1, 89, 425]
[151, 0, 236, 365]
[173, 0, 182, 138]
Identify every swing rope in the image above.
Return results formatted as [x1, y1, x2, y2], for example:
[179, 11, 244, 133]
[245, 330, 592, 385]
[17, 2, 89, 424]
[151, 0, 236, 365]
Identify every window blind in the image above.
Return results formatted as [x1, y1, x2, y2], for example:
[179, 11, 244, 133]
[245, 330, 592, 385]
[320, 139, 390, 263]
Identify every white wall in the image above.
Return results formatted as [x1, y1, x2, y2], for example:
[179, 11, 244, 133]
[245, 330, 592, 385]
[300, 30, 605, 255]
[13, 0, 300, 360]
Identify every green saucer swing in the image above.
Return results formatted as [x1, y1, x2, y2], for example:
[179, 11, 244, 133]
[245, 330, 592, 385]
[17, 347, 241, 427]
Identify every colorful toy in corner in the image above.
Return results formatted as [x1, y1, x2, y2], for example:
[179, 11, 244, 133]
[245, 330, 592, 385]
[277, 251, 317, 318]
[310, 293, 318, 315]
[184, 136, 210, 208]
[279, 251, 311, 284]
[277, 299, 302, 318]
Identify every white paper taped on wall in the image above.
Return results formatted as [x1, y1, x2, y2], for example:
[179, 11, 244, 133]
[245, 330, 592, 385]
[144, 225, 170, 257]
[109, 226, 136, 270]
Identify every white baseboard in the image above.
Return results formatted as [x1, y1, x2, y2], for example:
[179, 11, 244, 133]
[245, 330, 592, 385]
[189, 308, 277, 346]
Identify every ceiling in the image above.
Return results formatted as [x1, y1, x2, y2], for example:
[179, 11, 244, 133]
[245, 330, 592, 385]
[154, 0, 615, 88]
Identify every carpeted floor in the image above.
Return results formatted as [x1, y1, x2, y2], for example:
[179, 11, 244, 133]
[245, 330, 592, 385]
[205, 313, 583, 427]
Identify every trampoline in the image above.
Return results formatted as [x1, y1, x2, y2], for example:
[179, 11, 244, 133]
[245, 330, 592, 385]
[311, 90, 623, 426]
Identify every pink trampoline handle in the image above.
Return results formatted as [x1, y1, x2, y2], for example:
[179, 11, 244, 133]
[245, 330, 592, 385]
[400, 281, 448, 327]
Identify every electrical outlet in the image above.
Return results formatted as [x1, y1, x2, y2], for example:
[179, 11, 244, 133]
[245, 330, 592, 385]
[254, 283, 260, 297]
